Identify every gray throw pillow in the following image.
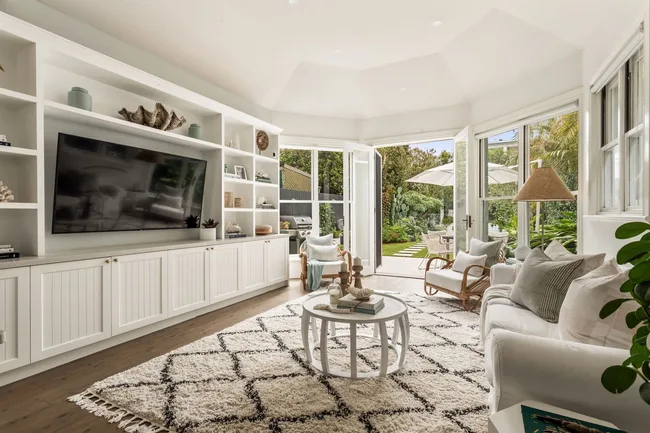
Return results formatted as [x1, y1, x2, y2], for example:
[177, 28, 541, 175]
[469, 238, 502, 267]
[510, 249, 584, 323]
[544, 240, 605, 275]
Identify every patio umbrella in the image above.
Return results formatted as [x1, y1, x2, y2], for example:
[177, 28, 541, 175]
[407, 162, 518, 186]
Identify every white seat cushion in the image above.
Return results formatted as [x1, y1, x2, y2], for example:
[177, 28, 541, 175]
[322, 260, 346, 275]
[485, 303, 559, 340]
[425, 269, 479, 294]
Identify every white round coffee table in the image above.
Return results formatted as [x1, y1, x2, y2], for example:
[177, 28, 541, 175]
[301, 292, 409, 378]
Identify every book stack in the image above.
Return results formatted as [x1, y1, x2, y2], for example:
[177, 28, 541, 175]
[0, 244, 19, 260]
[225, 233, 247, 239]
[255, 176, 272, 183]
[337, 293, 384, 314]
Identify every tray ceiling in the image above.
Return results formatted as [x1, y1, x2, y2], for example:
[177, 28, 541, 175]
[40, 0, 644, 119]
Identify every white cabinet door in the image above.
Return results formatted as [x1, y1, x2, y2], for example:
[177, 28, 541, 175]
[168, 247, 210, 317]
[31, 258, 111, 362]
[0, 267, 29, 373]
[210, 244, 241, 303]
[265, 238, 288, 285]
[112, 251, 167, 335]
[241, 241, 266, 292]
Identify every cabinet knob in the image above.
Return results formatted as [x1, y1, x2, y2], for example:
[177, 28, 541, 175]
[210, 247, 214, 250]
[105, 259, 110, 264]
[206, 247, 210, 251]
[113, 258, 118, 262]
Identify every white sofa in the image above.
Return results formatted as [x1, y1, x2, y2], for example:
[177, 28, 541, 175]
[482, 264, 648, 433]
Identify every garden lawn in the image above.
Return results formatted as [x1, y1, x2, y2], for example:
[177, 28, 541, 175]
[382, 242, 429, 258]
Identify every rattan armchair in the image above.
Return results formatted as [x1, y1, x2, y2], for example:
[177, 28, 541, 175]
[300, 241, 352, 291]
[423, 251, 502, 311]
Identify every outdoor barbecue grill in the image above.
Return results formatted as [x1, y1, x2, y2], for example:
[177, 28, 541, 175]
[280, 215, 312, 254]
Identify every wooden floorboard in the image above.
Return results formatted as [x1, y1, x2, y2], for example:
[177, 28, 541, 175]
[0, 276, 422, 432]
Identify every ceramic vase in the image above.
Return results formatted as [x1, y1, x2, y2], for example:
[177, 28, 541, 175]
[188, 123, 202, 139]
[68, 87, 92, 111]
[199, 227, 217, 241]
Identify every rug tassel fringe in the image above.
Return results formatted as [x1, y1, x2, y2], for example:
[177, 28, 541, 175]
[68, 392, 169, 433]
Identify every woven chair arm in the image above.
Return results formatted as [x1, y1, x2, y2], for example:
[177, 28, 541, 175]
[339, 249, 353, 272]
[462, 265, 491, 284]
[425, 256, 453, 272]
[300, 252, 308, 274]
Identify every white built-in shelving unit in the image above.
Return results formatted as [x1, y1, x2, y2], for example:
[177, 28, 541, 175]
[0, 12, 282, 257]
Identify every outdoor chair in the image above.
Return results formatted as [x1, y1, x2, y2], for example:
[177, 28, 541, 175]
[418, 231, 452, 270]
[423, 248, 504, 311]
[300, 240, 352, 291]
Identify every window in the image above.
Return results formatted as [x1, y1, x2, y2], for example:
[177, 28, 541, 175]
[598, 47, 644, 212]
[479, 129, 520, 257]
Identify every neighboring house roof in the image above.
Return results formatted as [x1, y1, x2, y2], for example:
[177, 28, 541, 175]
[282, 164, 311, 192]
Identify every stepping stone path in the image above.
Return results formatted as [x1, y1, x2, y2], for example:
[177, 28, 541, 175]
[393, 242, 426, 257]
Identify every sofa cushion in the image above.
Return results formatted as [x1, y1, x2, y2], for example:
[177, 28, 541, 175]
[510, 249, 584, 323]
[451, 251, 487, 276]
[558, 258, 635, 349]
[307, 244, 339, 261]
[485, 303, 559, 340]
[322, 260, 346, 275]
[544, 240, 606, 275]
[425, 269, 480, 294]
[470, 238, 502, 267]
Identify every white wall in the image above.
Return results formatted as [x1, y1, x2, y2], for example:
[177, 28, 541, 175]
[470, 53, 582, 125]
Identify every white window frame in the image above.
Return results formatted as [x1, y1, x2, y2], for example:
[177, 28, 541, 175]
[625, 49, 645, 211]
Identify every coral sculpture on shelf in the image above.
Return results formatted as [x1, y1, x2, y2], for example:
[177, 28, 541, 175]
[0, 182, 15, 203]
[118, 103, 186, 131]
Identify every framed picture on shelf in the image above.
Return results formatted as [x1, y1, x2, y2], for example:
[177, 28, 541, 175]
[234, 165, 247, 180]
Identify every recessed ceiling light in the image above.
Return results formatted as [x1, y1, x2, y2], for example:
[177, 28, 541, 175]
[431, 20, 443, 27]
[334, 49, 342, 53]
[400, 86, 408, 91]
[288, 0, 299, 5]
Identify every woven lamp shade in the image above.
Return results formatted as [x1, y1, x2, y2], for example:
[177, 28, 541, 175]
[514, 167, 575, 202]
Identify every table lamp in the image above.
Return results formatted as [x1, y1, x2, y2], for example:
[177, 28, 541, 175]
[514, 167, 575, 249]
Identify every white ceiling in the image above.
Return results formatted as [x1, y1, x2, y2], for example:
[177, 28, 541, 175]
[40, 0, 644, 119]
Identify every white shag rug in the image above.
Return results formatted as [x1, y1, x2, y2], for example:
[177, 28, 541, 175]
[70, 292, 489, 433]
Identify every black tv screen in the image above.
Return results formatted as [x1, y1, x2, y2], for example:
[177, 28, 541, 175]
[52, 133, 207, 234]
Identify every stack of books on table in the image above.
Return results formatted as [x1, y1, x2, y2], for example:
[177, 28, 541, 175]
[336, 293, 384, 314]
[0, 244, 19, 259]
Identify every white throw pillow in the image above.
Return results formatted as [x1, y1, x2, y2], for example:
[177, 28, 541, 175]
[307, 244, 339, 262]
[306, 233, 333, 246]
[451, 251, 487, 277]
[558, 258, 635, 349]
[544, 240, 605, 275]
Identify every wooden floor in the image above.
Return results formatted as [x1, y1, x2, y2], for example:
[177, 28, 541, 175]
[0, 275, 423, 433]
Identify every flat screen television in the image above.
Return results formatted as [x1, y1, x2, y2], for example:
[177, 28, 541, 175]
[52, 133, 207, 234]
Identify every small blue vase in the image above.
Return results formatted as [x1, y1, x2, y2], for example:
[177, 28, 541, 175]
[67, 87, 92, 111]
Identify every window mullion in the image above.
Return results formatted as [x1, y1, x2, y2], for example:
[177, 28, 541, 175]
[618, 68, 627, 212]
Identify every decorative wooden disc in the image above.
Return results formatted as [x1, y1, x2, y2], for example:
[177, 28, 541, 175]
[256, 130, 269, 151]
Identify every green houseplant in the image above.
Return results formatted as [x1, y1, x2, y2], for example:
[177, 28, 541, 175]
[599, 221, 650, 404]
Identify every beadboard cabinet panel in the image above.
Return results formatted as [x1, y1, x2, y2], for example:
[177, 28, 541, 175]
[210, 244, 241, 303]
[30, 259, 111, 362]
[111, 251, 167, 335]
[0, 267, 29, 374]
[168, 247, 210, 317]
[265, 238, 288, 286]
[241, 242, 266, 292]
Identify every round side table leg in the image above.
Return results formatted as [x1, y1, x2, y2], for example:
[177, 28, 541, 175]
[301, 311, 312, 363]
[398, 315, 409, 369]
[330, 321, 336, 337]
[320, 319, 330, 375]
[349, 323, 357, 379]
[373, 323, 379, 338]
[392, 319, 400, 343]
[378, 321, 389, 376]
[310, 317, 319, 344]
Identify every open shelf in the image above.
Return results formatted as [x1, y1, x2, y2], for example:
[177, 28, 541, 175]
[0, 87, 37, 106]
[224, 177, 254, 185]
[44, 101, 222, 151]
[0, 146, 37, 157]
[224, 208, 254, 212]
[223, 146, 254, 158]
[255, 209, 279, 213]
[0, 202, 38, 210]
[254, 153, 278, 163]
[255, 182, 279, 188]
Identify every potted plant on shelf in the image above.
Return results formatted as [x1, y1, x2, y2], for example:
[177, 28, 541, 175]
[200, 218, 219, 240]
[599, 221, 650, 404]
[184, 214, 199, 228]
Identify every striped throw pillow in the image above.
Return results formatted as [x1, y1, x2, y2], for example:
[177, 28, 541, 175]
[510, 249, 584, 323]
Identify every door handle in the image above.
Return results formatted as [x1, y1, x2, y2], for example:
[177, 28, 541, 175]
[462, 215, 473, 229]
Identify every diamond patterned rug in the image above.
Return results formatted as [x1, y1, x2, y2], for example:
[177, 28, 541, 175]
[69, 292, 489, 433]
